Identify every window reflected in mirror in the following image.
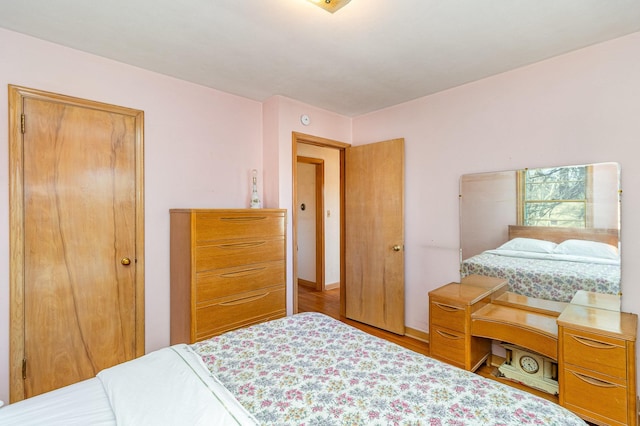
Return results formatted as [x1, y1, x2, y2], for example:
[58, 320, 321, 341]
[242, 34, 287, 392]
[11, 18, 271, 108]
[519, 165, 588, 227]
[460, 162, 620, 303]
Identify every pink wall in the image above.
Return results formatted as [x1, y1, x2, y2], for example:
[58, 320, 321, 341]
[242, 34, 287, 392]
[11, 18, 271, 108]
[353, 33, 640, 336]
[460, 170, 517, 258]
[0, 29, 353, 402]
[0, 28, 265, 402]
[263, 95, 352, 313]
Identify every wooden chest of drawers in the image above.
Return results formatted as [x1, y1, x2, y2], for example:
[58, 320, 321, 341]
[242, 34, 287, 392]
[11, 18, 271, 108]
[557, 304, 637, 426]
[170, 209, 286, 344]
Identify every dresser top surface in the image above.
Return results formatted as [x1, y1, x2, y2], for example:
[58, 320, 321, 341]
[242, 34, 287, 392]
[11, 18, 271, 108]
[429, 282, 498, 306]
[557, 303, 637, 340]
[430, 275, 507, 305]
[569, 290, 621, 312]
[170, 208, 286, 214]
[460, 274, 508, 290]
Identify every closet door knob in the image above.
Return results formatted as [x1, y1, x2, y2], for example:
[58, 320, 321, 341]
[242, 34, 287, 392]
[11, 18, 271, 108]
[392, 245, 402, 252]
[121, 257, 132, 265]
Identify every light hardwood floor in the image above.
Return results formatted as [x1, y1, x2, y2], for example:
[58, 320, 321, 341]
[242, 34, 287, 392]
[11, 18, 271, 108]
[297, 284, 430, 357]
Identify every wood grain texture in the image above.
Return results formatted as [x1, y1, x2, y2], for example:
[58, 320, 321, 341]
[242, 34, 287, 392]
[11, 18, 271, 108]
[24, 98, 135, 396]
[170, 209, 286, 344]
[508, 225, 619, 246]
[345, 138, 405, 335]
[472, 304, 558, 360]
[9, 85, 145, 401]
[492, 291, 568, 316]
[428, 280, 501, 371]
[558, 308, 637, 425]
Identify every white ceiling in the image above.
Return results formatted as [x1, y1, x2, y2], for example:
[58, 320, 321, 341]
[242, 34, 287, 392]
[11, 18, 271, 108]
[1, 0, 639, 117]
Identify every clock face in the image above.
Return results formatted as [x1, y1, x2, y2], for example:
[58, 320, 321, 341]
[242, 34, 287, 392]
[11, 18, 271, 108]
[519, 355, 539, 374]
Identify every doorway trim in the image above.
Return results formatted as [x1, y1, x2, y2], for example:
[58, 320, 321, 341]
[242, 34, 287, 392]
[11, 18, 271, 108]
[296, 156, 325, 291]
[8, 85, 145, 401]
[292, 132, 349, 315]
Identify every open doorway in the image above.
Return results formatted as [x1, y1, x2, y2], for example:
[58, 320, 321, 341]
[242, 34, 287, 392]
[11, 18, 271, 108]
[296, 156, 325, 292]
[292, 133, 348, 316]
[293, 132, 406, 336]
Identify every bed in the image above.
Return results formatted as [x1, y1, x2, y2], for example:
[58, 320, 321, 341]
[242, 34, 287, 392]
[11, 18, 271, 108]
[0, 312, 586, 425]
[461, 225, 620, 302]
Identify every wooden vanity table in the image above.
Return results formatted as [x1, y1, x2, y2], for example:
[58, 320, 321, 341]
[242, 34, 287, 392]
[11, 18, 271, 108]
[429, 277, 638, 426]
[558, 295, 637, 426]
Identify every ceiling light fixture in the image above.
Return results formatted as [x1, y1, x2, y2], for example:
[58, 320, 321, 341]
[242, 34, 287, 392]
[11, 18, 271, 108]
[307, 0, 351, 13]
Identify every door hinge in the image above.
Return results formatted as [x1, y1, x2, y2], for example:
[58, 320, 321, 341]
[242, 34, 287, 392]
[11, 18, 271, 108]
[22, 358, 27, 380]
[21, 114, 25, 134]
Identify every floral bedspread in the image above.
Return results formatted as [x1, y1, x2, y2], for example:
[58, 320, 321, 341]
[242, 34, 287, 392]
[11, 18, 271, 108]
[192, 312, 585, 425]
[461, 252, 620, 302]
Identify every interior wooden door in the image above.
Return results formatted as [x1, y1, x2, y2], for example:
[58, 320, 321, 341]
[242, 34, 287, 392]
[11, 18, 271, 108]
[9, 86, 145, 401]
[345, 138, 405, 334]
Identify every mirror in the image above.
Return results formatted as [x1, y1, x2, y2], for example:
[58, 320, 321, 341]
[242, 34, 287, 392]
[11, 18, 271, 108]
[460, 162, 620, 303]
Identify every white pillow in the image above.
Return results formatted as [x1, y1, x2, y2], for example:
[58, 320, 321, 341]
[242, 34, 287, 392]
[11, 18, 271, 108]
[554, 239, 619, 260]
[496, 238, 558, 253]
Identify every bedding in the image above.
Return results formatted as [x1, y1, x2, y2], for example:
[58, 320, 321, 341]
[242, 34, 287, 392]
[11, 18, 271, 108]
[461, 240, 620, 302]
[192, 312, 585, 425]
[0, 378, 115, 425]
[97, 344, 258, 426]
[0, 344, 258, 426]
[496, 237, 558, 253]
[0, 313, 586, 425]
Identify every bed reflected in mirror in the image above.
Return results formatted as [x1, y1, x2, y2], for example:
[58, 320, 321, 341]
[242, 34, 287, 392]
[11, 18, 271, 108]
[459, 162, 620, 303]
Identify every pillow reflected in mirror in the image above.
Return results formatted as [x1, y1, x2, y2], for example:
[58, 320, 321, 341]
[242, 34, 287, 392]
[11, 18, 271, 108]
[554, 239, 619, 261]
[496, 238, 558, 253]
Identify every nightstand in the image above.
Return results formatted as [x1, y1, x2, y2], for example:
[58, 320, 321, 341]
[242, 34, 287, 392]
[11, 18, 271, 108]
[428, 275, 507, 371]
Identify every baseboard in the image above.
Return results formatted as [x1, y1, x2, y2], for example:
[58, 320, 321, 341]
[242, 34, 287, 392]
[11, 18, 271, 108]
[298, 279, 340, 291]
[405, 326, 429, 343]
[325, 281, 340, 290]
[297, 279, 315, 288]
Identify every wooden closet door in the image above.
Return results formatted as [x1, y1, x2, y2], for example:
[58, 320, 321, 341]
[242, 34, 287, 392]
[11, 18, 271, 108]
[9, 86, 145, 401]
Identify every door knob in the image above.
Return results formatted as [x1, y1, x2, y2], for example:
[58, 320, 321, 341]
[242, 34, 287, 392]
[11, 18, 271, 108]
[392, 245, 402, 252]
[121, 257, 132, 265]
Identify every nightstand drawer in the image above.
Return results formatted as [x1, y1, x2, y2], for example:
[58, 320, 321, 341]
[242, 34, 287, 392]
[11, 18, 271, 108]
[562, 328, 627, 378]
[430, 301, 465, 333]
[430, 325, 465, 368]
[563, 365, 627, 425]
